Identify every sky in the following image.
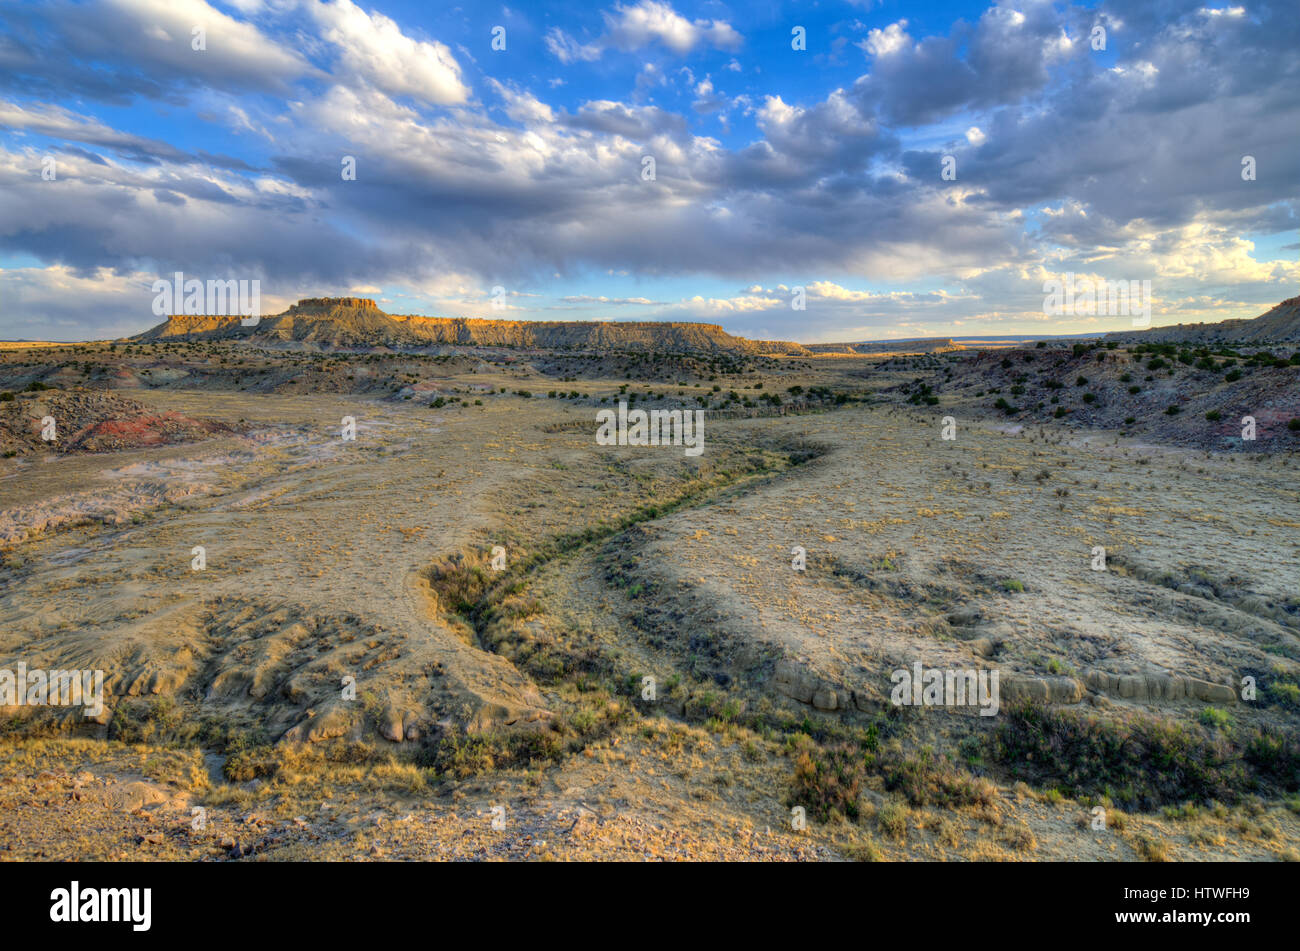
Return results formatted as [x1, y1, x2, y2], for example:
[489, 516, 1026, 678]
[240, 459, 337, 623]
[0, 0, 1296, 342]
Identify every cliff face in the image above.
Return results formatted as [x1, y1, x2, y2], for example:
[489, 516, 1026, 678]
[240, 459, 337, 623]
[1103, 296, 1300, 345]
[134, 299, 813, 354]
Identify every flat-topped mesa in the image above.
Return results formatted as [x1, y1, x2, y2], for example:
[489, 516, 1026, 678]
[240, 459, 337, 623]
[133, 296, 812, 354]
[156, 313, 246, 328]
[289, 297, 380, 313]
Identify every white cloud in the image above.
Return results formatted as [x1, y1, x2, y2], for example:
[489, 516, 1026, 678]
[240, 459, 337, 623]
[74, 0, 308, 88]
[862, 20, 910, 57]
[490, 80, 555, 124]
[545, 28, 603, 64]
[604, 0, 741, 54]
[308, 0, 469, 105]
[560, 295, 663, 305]
[547, 1, 741, 62]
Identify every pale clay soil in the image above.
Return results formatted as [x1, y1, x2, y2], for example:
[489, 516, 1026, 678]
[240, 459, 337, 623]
[1, 357, 1298, 862]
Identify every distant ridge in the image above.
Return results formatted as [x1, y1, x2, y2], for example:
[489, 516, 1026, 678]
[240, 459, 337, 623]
[1104, 295, 1300, 345]
[135, 297, 812, 355]
[804, 337, 963, 355]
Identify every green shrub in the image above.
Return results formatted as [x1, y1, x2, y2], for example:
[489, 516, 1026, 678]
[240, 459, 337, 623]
[788, 742, 865, 822]
[1243, 727, 1300, 789]
[419, 724, 566, 778]
[992, 701, 1248, 809]
[876, 800, 909, 839]
[1268, 682, 1300, 707]
[1198, 707, 1230, 730]
[881, 748, 995, 808]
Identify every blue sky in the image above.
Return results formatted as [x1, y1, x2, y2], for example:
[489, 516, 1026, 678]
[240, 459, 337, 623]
[0, 0, 1296, 341]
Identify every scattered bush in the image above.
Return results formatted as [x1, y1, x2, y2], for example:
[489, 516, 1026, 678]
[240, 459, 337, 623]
[1132, 832, 1172, 862]
[788, 742, 865, 822]
[992, 701, 1256, 809]
[1198, 707, 1230, 730]
[881, 748, 996, 809]
[876, 800, 909, 840]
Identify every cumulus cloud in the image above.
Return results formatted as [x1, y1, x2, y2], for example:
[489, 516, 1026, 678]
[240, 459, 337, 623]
[307, 0, 469, 105]
[3, 0, 1298, 340]
[546, 0, 741, 64]
[603, 0, 741, 54]
[0, 0, 308, 102]
[862, 21, 911, 57]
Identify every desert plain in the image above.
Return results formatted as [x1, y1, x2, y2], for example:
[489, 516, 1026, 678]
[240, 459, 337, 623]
[1, 304, 1298, 862]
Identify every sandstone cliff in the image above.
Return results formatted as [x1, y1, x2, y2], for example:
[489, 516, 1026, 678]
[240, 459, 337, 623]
[135, 297, 812, 355]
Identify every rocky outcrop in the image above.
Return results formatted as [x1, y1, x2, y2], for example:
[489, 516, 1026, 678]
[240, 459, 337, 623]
[771, 656, 1238, 716]
[1083, 670, 1237, 704]
[773, 658, 877, 712]
[0, 388, 234, 456]
[134, 298, 813, 355]
[1000, 675, 1085, 704]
